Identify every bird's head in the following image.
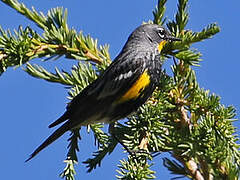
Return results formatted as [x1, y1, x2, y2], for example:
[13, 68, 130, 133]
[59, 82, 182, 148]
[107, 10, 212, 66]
[127, 24, 181, 52]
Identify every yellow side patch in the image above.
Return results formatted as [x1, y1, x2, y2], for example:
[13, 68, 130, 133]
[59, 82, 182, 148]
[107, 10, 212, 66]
[116, 70, 150, 103]
[158, 40, 167, 52]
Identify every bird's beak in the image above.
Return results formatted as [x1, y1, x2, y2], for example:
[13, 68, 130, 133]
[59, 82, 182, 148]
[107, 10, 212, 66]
[165, 35, 181, 42]
[158, 35, 181, 52]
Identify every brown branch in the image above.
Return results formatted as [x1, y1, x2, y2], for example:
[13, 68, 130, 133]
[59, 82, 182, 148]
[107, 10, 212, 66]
[85, 50, 103, 64]
[174, 154, 205, 180]
[198, 158, 213, 180]
[26, 41, 103, 64]
[172, 104, 203, 179]
[186, 158, 205, 180]
[0, 51, 7, 61]
[139, 131, 149, 151]
[169, 58, 205, 179]
[180, 105, 193, 130]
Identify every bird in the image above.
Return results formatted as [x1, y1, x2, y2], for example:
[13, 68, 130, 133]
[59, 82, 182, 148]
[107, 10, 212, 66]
[26, 24, 181, 162]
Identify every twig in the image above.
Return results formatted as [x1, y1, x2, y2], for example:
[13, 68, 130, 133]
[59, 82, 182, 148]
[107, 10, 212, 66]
[174, 154, 204, 180]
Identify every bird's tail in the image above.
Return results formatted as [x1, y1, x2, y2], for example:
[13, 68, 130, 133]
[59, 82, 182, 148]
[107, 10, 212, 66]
[25, 122, 71, 162]
[48, 112, 69, 128]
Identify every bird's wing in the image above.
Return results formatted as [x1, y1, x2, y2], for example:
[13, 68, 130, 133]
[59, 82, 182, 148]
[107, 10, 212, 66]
[70, 56, 148, 105]
[49, 56, 148, 128]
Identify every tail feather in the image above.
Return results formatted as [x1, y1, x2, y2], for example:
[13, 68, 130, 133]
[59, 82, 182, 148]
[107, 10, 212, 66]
[48, 113, 69, 128]
[25, 122, 70, 162]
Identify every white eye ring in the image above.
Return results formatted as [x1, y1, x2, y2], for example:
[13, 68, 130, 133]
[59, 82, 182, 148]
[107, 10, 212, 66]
[158, 29, 165, 38]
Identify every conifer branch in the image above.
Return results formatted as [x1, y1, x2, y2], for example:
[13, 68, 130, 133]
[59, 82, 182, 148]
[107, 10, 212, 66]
[0, 0, 111, 75]
[153, 0, 167, 25]
[60, 129, 80, 180]
[83, 138, 118, 173]
[60, 159, 77, 180]
[166, 0, 189, 35]
[25, 62, 97, 87]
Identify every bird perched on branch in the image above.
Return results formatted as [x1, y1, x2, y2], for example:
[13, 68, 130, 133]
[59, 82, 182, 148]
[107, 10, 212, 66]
[26, 23, 181, 161]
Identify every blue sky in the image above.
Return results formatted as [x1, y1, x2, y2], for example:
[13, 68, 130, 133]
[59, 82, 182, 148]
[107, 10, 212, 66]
[1, 0, 239, 179]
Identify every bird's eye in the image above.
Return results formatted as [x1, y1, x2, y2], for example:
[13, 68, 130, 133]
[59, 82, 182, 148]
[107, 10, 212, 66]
[157, 29, 165, 38]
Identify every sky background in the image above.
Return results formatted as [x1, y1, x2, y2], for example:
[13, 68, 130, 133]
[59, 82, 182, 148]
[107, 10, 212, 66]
[0, 0, 239, 179]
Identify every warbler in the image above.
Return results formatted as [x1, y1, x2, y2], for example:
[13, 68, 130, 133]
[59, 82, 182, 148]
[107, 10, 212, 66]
[26, 24, 180, 161]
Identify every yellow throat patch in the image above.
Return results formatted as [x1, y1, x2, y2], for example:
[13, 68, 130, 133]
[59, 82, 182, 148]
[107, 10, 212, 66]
[158, 40, 167, 52]
[116, 70, 151, 103]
